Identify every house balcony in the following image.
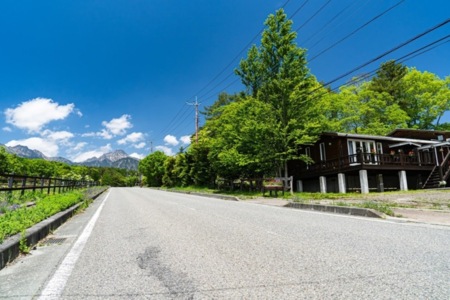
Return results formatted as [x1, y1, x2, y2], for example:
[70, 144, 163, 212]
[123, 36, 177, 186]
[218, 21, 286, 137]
[298, 152, 436, 178]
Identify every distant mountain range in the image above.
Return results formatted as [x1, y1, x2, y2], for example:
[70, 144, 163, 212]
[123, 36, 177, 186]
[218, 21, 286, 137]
[1, 144, 140, 170]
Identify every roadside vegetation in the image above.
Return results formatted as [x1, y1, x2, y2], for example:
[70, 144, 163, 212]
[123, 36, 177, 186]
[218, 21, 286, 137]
[0, 187, 106, 243]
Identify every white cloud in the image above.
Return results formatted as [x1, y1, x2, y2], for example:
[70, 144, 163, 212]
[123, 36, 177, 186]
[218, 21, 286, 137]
[133, 142, 146, 149]
[102, 114, 132, 136]
[117, 132, 144, 145]
[5, 98, 76, 133]
[164, 135, 179, 146]
[130, 152, 145, 159]
[74, 142, 87, 151]
[6, 137, 59, 157]
[180, 135, 191, 145]
[82, 129, 113, 140]
[155, 145, 174, 156]
[71, 144, 112, 163]
[83, 115, 133, 140]
[100, 144, 113, 153]
[72, 150, 104, 163]
[2, 127, 12, 132]
[41, 130, 74, 142]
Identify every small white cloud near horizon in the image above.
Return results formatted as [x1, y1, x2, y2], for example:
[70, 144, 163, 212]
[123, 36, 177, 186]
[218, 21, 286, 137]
[180, 135, 191, 145]
[2, 127, 12, 132]
[155, 145, 174, 156]
[130, 152, 145, 159]
[83, 114, 132, 140]
[4, 98, 76, 133]
[118, 132, 144, 145]
[5, 129, 76, 157]
[102, 114, 132, 136]
[73, 142, 87, 151]
[71, 144, 113, 162]
[41, 130, 74, 145]
[6, 137, 59, 157]
[133, 142, 146, 149]
[164, 135, 179, 146]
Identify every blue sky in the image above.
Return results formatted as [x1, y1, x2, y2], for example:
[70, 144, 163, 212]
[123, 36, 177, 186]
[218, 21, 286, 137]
[1, 0, 449, 162]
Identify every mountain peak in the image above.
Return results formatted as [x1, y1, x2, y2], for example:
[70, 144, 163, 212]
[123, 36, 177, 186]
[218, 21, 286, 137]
[2, 145, 139, 170]
[100, 150, 129, 162]
[7, 145, 47, 159]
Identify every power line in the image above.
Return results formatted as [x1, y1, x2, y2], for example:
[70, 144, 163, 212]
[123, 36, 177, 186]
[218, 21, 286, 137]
[300, 1, 362, 46]
[295, 0, 332, 32]
[154, 5, 449, 144]
[309, 0, 406, 62]
[318, 17, 450, 89]
[155, 0, 304, 141]
[307, 34, 450, 104]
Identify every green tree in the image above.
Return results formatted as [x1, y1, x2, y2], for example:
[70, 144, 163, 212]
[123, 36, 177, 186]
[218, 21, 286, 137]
[162, 156, 176, 187]
[235, 45, 263, 97]
[235, 9, 315, 178]
[206, 97, 278, 180]
[186, 142, 215, 187]
[369, 60, 408, 106]
[0, 147, 9, 173]
[402, 69, 450, 129]
[173, 153, 190, 187]
[326, 81, 409, 135]
[202, 92, 242, 120]
[138, 151, 167, 187]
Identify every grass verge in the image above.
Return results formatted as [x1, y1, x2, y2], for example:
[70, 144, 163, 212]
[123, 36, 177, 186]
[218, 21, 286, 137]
[0, 187, 106, 243]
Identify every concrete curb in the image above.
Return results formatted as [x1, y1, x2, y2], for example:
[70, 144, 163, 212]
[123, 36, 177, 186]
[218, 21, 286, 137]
[156, 188, 386, 218]
[0, 189, 107, 270]
[285, 202, 385, 218]
[154, 188, 240, 202]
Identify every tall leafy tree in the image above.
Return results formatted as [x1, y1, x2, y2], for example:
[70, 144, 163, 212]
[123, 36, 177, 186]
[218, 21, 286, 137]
[235, 45, 263, 97]
[202, 92, 242, 120]
[235, 9, 314, 178]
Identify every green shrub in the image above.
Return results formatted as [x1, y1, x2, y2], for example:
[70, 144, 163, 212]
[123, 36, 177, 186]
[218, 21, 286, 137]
[0, 191, 84, 243]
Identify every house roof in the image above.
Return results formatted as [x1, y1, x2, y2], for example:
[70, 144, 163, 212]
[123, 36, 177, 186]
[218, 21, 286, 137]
[321, 132, 441, 147]
[387, 129, 450, 141]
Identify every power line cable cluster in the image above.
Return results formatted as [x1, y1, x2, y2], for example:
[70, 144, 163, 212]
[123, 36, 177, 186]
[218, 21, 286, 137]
[151, 1, 449, 150]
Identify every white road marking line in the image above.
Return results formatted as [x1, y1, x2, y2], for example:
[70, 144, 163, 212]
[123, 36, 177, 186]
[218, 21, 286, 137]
[37, 191, 111, 300]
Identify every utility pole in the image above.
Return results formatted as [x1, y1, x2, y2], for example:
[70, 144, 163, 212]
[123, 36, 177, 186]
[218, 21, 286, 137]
[187, 97, 201, 144]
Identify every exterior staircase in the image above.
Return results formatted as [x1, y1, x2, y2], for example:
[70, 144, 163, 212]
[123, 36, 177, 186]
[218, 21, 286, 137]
[422, 150, 450, 189]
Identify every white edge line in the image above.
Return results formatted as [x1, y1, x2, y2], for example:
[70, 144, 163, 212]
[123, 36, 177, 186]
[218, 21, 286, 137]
[37, 190, 111, 300]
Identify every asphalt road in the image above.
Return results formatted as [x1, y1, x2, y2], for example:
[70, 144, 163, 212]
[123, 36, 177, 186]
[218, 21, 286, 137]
[1, 187, 449, 299]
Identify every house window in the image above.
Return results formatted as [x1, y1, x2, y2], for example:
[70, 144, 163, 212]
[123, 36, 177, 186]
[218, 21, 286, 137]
[319, 143, 326, 161]
[376, 142, 383, 154]
[305, 147, 311, 169]
[348, 139, 378, 164]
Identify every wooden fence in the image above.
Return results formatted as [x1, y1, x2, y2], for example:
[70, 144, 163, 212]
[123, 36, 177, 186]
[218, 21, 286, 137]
[0, 173, 98, 196]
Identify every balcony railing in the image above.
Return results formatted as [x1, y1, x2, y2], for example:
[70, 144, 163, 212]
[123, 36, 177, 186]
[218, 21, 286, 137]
[303, 152, 436, 175]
